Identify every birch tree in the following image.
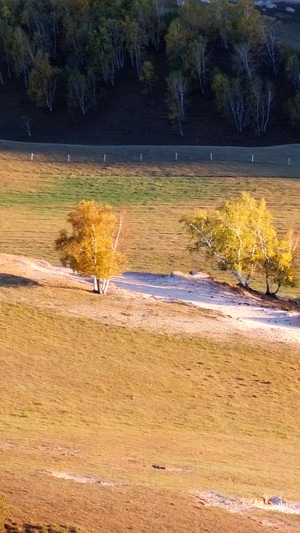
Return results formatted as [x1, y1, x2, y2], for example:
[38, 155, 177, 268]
[255, 228, 297, 295]
[187, 35, 209, 94]
[28, 51, 60, 111]
[261, 16, 282, 76]
[181, 192, 297, 294]
[125, 19, 145, 77]
[108, 19, 126, 71]
[249, 77, 274, 135]
[66, 67, 96, 114]
[232, 43, 257, 81]
[234, 0, 264, 48]
[206, 0, 234, 49]
[167, 70, 188, 136]
[55, 200, 126, 295]
[212, 72, 248, 133]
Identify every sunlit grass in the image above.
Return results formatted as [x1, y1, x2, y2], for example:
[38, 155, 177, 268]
[0, 146, 300, 292]
[1, 297, 299, 498]
[1, 142, 300, 531]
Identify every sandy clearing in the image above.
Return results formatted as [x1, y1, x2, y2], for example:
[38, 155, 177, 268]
[113, 271, 300, 344]
[0, 253, 299, 344]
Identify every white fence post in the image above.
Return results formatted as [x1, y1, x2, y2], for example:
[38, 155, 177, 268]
[67, 154, 70, 162]
[210, 151, 213, 161]
[251, 154, 254, 163]
[139, 153, 143, 162]
[175, 152, 178, 161]
[31, 153, 34, 161]
[103, 154, 106, 163]
[288, 157, 291, 166]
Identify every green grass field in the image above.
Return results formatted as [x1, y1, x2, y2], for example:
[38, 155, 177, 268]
[280, 18, 300, 51]
[1, 142, 300, 292]
[0, 142, 300, 532]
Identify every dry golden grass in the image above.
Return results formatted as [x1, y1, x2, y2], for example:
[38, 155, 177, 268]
[0, 142, 300, 531]
[0, 256, 300, 532]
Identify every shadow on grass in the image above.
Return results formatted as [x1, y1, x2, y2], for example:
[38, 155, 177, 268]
[5, 522, 85, 532]
[0, 273, 39, 287]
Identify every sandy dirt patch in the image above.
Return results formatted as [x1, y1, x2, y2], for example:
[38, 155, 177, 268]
[0, 253, 299, 345]
[114, 271, 300, 344]
[194, 491, 300, 515]
[194, 492, 300, 530]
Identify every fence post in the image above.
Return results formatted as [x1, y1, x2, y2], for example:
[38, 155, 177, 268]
[103, 154, 106, 163]
[210, 151, 213, 161]
[251, 154, 254, 163]
[31, 153, 34, 161]
[288, 157, 291, 166]
[175, 152, 178, 161]
[67, 154, 70, 162]
[139, 153, 143, 162]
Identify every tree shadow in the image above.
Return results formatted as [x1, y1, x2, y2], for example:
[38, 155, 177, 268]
[5, 521, 83, 532]
[0, 273, 40, 287]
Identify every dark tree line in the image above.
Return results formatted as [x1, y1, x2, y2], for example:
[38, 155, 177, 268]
[0, 0, 299, 136]
[0, 0, 165, 114]
[164, 0, 300, 136]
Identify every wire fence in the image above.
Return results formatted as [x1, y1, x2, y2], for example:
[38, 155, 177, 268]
[1, 140, 300, 176]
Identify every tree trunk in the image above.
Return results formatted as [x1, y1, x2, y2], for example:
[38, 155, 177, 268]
[266, 278, 280, 296]
[94, 277, 110, 294]
[265, 276, 271, 295]
[230, 269, 250, 288]
[273, 283, 280, 295]
[100, 279, 110, 294]
[93, 276, 98, 292]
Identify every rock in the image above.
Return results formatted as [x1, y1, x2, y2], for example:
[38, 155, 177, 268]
[263, 496, 285, 506]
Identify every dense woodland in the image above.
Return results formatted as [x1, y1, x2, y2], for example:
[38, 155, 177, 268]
[0, 0, 300, 145]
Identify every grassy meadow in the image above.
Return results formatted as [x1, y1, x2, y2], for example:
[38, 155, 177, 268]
[0, 142, 300, 532]
[280, 17, 300, 52]
[1, 141, 300, 290]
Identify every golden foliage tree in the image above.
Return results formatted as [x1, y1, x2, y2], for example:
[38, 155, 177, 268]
[55, 200, 126, 294]
[181, 192, 297, 294]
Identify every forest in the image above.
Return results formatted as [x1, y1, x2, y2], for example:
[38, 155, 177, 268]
[0, 0, 300, 145]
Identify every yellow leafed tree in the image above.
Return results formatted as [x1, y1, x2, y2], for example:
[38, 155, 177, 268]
[55, 200, 126, 294]
[181, 192, 297, 295]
